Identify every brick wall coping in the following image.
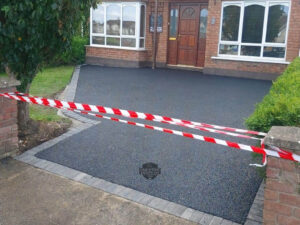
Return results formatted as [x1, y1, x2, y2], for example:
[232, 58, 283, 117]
[264, 126, 300, 153]
[0, 77, 20, 89]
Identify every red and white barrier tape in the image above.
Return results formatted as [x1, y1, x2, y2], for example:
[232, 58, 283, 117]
[0, 92, 299, 165]
[2, 92, 266, 136]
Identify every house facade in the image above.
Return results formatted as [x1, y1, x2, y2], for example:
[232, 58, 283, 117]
[86, 0, 300, 80]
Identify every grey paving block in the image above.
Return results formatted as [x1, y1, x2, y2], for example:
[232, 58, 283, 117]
[163, 202, 187, 217]
[109, 185, 128, 195]
[25, 146, 43, 155]
[46, 164, 66, 175]
[220, 219, 234, 225]
[200, 214, 214, 225]
[125, 190, 147, 202]
[15, 154, 33, 162]
[33, 159, 52, 169]
[59, 167, 81, 179]
[114, 186, 132, 197]
[93, 180, 118, 194]
[80, 176, 99, 186]
[181, 208, 196, 220]
[135, 193, 154, 205]
[76, 174, 93, 184]
[247, 213, 263, 222]
[209, 216, 223, 225]
[249, 206, 263, 217]
[147, 197, 171, 211]
[189, 211, 204, 223]
[244, 220, 262, 225]
[73, 172, 89, 182]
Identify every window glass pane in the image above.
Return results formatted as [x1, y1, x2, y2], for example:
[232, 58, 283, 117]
[122, 6, 136, 35]
[241, 46, 261, 56]
[140, 5, 146, 37]
[219, 44, 238, 55]
[106, 5, 121, 35]
[92, 6, 104, 33]
[263, 47, 285, 58]
[121, 38, 136, 47]
[242, 5, 265, 43]
[92, 36, 105, 45]
[221, 5, 240, 41]
[106, 37, 120, 46]
[169, 8, 178, 37]
[266, 5, 289, 43]
[199, 8, 208, 39]
[139, 39, 145, 48]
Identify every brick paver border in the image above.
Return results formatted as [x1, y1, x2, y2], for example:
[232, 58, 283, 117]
[14, 65, 264, 225]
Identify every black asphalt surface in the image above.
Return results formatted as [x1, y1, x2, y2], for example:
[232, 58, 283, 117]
[37, 66, 271, 223]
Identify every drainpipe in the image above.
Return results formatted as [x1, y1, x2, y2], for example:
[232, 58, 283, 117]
[152, 0, 158, 69]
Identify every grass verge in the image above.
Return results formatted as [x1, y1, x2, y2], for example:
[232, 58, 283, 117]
[29, 65, 74, 122]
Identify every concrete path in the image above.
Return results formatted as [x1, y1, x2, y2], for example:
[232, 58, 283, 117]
[36, 66, 271, 224]
[0, 158, 198, 225]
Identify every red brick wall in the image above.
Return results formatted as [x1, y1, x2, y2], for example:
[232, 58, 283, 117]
[0, 86, 19, 159]
[86, 46, 148, 62]
[205, 0, 300, 76]
[264, 157, 300, 225]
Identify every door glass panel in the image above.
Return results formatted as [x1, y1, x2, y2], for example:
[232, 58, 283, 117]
[182, 7, 196, 19]
[199, 8, 208, 39]
[106, 4, 121, 35]
[266, 5, 289, 43]
[169, 8, 178, 37]
[221, 5, 241, 41]
[242, 4, 265, 43]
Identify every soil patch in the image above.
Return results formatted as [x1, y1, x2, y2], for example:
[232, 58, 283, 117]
[18, 119, 71, 152]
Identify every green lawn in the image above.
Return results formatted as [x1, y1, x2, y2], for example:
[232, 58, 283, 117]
[29, 66, 74, 122]
[0, 72, 7, 77]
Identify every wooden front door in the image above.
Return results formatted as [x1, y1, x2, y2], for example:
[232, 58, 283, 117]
[167, 3, 208, 67]
[177, 4, 200, 65]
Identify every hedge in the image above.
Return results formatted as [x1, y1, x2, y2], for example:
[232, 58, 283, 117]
[51, 35, 88, 65]
[245, 57, 300, 132]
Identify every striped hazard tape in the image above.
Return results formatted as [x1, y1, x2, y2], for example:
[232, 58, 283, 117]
[1, 92, 299, 165]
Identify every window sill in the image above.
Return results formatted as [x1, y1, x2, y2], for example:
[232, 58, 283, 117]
[211, 56, 290, 65]
[86, 45, 147, 51]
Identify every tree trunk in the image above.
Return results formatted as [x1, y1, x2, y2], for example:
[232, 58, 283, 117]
[5, 65, 32, 131]
[17, 83, 31, 132]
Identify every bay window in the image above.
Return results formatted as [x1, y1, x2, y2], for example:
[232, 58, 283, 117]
[91, 2, 146, 49]
[219, 1, 290, 60]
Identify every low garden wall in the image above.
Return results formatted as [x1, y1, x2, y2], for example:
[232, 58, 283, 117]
[263, 126, 300, 225]
[0, 77, 20, 159]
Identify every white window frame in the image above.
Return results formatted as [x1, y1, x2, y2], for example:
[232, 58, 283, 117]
[90, 2, 146, 50]
[217, 0, 291, 62]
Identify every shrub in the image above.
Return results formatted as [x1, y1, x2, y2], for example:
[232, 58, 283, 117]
[51, 35, 88, 65]
[245, 57, 300, 132]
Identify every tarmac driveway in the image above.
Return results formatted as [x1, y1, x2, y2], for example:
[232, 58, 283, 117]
[37, 66, 271, 224]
